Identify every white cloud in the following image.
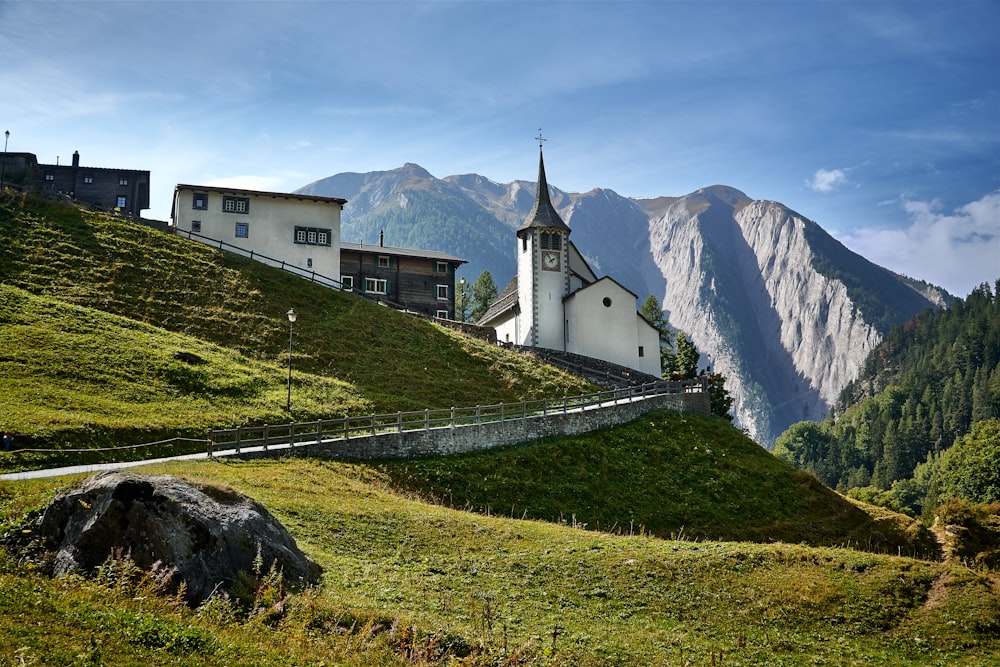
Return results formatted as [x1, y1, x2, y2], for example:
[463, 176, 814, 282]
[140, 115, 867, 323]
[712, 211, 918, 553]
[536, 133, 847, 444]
[807, 168, 849, 192]
[835, 192, 1000, 297]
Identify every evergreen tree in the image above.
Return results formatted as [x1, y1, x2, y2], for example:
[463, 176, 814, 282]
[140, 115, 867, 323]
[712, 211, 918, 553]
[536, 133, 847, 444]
[776, 281, 1000, 514]
[469, 270, 498, 322]
[705, 372, 735, 422]
[671, 331, 699, 380]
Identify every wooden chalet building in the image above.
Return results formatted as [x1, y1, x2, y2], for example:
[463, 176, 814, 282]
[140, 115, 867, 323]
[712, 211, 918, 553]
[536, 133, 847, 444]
[340, 234, 466, 320]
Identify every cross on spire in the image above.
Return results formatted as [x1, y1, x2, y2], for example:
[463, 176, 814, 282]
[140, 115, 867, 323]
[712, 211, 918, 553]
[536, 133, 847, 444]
[535, 128, 546, 151]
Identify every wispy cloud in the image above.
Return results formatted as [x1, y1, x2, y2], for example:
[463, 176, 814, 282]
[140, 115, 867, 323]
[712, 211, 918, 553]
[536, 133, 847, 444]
[835, 191, 1000, 296]
[806, 168, 849, 193]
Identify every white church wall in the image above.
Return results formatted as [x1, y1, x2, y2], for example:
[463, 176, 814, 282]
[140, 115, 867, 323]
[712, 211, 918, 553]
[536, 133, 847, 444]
[566, 279, 651, 373]
[515, 234, 536, 346]
[634, 313, 664, 376]
[494, 314, 519, 345]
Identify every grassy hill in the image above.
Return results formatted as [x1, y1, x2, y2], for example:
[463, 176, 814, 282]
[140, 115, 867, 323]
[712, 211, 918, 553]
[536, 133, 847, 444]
[373, 408, 938, 553]
[2, 458, 998, 666]
[1, 192, 998, 664]
[0, 191, 593, 467]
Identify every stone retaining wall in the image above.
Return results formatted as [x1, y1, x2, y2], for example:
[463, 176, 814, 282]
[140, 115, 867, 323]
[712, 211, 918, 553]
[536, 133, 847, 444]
[230, 390, 708, 462]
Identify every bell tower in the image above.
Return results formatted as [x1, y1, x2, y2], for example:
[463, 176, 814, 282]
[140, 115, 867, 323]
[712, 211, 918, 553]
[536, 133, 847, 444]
[515, 132, 571, 349]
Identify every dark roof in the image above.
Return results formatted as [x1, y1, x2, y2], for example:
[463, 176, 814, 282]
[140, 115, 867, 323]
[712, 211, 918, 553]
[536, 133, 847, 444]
[340, 242, 466, 264]
[174, 183, 347, 205]
[517, 150, 570, 234]
[478, 276, 519, 325]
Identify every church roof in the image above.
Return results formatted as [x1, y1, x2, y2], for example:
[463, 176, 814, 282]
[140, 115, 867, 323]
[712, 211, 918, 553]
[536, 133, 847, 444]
[477, 276, 519, 325]
[517, 149, 571, 234]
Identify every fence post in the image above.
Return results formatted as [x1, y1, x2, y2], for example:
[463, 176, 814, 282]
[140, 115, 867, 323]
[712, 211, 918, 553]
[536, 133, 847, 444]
[424, 409, 430, 430]
[563, 396, 568, 414]
[289, 422, 296, 448]
[500, 402, 504, 421]
[207, 431, 214, 458]
[397, 411, 403, 433]
[370, 414, 376, 437]
[476, 405, 481, 425]
[316, 419, 323, 445]
[543, 398, 548, 416]
[263, 424, 270, 451]
[235, 426, 241, 454]
[451, 407, 456, 428]
[344, 416, 350, 440]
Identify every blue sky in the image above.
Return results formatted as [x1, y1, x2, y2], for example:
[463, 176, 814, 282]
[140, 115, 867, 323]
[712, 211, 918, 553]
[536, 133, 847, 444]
[2, 0, 997, 297]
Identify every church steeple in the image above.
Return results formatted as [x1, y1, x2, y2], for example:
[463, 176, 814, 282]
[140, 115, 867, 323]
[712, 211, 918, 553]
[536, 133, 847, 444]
[518, 135, 570, 235]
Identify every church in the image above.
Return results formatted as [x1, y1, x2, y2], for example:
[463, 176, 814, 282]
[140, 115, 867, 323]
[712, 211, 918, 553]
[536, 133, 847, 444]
[478, 145, 662, 377]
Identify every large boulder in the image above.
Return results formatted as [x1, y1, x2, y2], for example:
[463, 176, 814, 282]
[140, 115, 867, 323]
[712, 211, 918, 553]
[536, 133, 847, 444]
[17, 471, 320, 605]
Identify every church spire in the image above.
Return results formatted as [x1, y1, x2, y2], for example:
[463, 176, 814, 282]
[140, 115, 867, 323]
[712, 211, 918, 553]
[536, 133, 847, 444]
[518, 130, 570, 234]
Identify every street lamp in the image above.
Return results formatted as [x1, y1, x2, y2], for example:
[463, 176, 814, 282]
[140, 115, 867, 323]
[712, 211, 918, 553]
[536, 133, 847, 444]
[458, 277, 467, 322]
[1, 130, 9, 191]
[286, 308, 297, 412]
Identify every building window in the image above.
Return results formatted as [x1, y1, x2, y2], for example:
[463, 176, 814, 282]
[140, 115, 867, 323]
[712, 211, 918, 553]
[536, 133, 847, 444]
[191, 220, 202, 233]
[119, 176, 129, 186]
[540, 232, 561, 250]
[223, 196, 249, 214]
[602, 297, 612, 307]
[83, 175, 94, 184]
[293, 226, 332, 246]
[436, 309, 450, 319]
[341, 276, 354, 290]
[193, 193, 208, 210]
[235, 222, 249, 238]
[365, 278, 387, 294]
[306, 258, 313, 268]
[638, 346, 645, 357]
[377, 255, 390, 268]
[45, 173, 54, 181]
[116, 196, 127, 208]
[435, 261, 448, 273]
[436, 284, 449, 300]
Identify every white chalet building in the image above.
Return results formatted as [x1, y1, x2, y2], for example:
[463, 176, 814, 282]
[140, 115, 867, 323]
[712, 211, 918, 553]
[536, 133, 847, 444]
[479, 149, 662, 377]
[171, 184, 347, 281]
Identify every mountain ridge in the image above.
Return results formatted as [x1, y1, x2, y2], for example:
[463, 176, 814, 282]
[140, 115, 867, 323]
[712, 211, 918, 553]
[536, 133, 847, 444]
[296, 165, 951, 445]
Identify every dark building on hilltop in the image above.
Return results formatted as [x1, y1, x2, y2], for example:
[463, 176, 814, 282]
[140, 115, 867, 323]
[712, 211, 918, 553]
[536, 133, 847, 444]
[0, 151, 150, 218]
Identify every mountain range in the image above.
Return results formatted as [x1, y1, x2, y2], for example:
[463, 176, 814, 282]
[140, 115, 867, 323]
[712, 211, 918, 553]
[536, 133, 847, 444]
[297, 164, 950, 445]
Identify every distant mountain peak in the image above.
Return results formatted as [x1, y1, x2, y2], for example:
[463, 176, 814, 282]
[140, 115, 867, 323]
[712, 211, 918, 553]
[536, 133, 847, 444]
[397, 163, 433, 177]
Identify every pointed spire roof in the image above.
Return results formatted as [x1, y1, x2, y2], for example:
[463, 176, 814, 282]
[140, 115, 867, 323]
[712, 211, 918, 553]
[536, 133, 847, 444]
[518, 148, 570, 234]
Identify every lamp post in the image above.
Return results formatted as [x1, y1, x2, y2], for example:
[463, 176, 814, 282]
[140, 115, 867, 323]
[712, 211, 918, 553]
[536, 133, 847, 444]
[286, 308, 297, 412]
[1, 130, 9, 191]
[457, 277, 467, 322]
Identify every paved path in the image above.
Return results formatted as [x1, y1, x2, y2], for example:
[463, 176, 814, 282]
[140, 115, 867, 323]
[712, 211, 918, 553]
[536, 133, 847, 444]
[0, 440, 302, 481]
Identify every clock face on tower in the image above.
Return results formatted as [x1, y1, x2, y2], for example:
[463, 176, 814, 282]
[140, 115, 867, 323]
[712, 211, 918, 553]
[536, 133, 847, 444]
[542, 250, 561, 271]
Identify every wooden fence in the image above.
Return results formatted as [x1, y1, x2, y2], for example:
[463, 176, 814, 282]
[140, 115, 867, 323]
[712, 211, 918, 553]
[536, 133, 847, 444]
[207, 380, 705, 455]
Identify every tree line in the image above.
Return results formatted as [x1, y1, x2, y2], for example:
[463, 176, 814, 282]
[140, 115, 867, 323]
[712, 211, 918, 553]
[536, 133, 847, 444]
[773, 281, 1000, 515]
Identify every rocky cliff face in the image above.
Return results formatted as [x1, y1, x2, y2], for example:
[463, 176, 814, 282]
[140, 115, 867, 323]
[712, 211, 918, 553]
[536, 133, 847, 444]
[646, 186, 936, 444]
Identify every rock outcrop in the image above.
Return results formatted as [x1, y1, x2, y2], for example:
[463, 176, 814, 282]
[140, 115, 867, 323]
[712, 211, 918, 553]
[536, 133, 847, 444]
[11, 471, 320, 605]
